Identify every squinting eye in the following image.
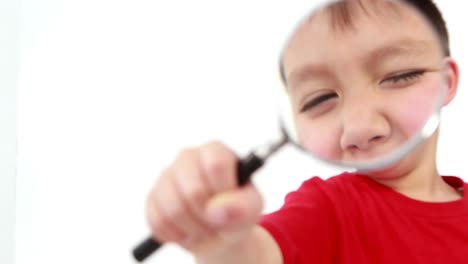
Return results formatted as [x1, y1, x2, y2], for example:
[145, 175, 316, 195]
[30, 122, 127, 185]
[382, 70, 426, 85]
[300, 92, 338, 113]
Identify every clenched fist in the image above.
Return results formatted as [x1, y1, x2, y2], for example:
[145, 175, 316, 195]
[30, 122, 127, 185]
[146, 141, 264, 257]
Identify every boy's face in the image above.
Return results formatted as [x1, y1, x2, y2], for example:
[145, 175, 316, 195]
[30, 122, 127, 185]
[282, 0, 454, 176]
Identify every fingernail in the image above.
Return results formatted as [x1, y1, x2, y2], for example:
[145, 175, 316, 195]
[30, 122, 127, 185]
[207, 208, 227, 226]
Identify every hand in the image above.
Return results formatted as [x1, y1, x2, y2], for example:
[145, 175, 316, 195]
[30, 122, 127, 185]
[146, 141, 264, 256]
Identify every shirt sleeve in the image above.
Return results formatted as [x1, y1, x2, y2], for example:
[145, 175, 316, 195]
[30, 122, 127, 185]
[258, 177, 337, 264]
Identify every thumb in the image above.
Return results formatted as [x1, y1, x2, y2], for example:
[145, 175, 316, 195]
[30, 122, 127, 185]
[204, 183, 263, 231]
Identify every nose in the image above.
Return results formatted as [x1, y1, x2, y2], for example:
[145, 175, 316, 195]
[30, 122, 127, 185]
[340, 105, 390, 152]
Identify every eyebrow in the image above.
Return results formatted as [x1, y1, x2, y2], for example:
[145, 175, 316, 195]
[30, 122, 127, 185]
[367, 39, 430, 66]
[286, 38, 432, 89]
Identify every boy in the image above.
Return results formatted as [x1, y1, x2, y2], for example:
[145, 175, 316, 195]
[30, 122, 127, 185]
[146, 0, 468, 263]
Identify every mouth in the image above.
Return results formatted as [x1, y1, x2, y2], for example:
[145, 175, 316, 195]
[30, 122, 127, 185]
[341, 141, 405, 164]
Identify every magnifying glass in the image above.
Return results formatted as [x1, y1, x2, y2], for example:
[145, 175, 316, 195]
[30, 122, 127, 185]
[132, 0, 450, 261]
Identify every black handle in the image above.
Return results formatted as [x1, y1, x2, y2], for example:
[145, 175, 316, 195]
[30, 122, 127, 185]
[236, 152, 264, 186]
[132, 236, 163, 262]
[131, 153, 264, 262]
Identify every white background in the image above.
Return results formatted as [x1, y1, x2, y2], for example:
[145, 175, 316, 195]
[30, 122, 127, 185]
[1, 0, 19, 263]
[10, 1, 467, 264]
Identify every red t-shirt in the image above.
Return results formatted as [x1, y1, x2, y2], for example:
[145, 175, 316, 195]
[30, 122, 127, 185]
[259, 172, 468, 264]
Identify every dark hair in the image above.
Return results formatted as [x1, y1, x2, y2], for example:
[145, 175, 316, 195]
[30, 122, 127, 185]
[402, 0, 449, 56]
[280, 0, 450, 85]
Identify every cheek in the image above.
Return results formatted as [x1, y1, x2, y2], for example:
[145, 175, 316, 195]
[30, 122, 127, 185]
[295, 117, 342, 160]
[389, 82, 441, 138]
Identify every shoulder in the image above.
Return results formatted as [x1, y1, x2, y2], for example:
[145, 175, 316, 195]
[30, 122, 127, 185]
[259, 172, 367, 264]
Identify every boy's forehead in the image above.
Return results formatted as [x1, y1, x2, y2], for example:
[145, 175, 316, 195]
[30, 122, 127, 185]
[282, 0, 443, 76]
[313, 0, 400, 32]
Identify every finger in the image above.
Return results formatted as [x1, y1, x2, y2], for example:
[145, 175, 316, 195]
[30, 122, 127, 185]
[204, 183, 264, 231]
[146, 185, 185, 243]
[199, 141, 238, 193]
[155, 167, 211, 242]
[172, 149, 215, 233]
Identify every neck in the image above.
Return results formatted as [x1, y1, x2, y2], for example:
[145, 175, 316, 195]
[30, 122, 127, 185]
[368, 132, 462, 202]
[373, 164, 459, 202]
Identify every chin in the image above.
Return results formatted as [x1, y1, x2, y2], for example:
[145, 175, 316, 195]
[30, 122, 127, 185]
[360, 151, 422, 180]
[363, 164, 407, 180]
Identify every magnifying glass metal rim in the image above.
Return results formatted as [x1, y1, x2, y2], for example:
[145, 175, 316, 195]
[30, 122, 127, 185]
[275, 0, 449, 172]
[281, 111, 442, 172]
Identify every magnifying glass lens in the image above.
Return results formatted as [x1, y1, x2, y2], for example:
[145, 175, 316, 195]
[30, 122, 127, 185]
[278, 0, 448, 171]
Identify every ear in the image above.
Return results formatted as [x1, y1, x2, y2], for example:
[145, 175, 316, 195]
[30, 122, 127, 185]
[442, 57, 460, 106]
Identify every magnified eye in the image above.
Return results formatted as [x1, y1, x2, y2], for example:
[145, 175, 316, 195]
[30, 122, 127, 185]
[382, 70, 426, 86]
[300, 92, 338, 113]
